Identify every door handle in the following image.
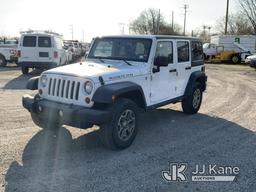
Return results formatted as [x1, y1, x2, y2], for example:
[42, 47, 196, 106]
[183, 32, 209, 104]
[169, 69, 177, 73]
[185, 66, 191, 70]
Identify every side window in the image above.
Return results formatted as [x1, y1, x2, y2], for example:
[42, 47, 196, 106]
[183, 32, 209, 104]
[23, 36, 36, 47]
[177, 41, 190, 63]
[210, 44, 216, 49]
[155, 41, 173, 63]
[38, 36, 52, 48]
[192, 41, 203, 61]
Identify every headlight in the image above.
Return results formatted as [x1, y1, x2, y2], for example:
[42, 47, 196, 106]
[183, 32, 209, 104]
[84, 81, 93, 94]
[40, 75, 48, 87]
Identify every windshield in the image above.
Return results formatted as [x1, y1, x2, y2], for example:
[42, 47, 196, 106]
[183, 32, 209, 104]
[88, 37, 152, 62]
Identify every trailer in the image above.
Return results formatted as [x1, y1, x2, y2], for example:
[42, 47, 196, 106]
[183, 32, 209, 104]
[203, 35, 256, 64]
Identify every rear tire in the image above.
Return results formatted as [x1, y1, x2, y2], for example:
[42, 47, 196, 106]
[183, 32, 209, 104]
[21, 66, 29, 74]
[0, 55, 7, 67]
[182, 83, 203, 114]
[231, 55, 241, 64]
[99, 98, 138, 150]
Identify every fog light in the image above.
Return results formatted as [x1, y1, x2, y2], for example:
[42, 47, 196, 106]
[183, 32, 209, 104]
[59, 110, 63, 117]
[85, 97, 91, 104]
[39, 89, 43, 95]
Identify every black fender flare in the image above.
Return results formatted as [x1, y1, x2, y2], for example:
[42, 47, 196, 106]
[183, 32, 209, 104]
[0, 53, 6, 59]
[26, 76, 39, 90]
[184, 71, 207, 97]
[92, 81, 147, 107]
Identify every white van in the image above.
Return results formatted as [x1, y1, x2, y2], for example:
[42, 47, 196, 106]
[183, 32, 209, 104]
[18, 31, 67, 74]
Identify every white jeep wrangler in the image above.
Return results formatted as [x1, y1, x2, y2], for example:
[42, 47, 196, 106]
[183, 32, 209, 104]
[22, 35, 207, 150]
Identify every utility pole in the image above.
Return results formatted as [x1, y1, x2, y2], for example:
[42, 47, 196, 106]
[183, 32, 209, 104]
[202, 25, 207, 42]
[70, 24, 74, 40]
[82, 30, 85, 42]
[156, 9, 161, 35]
[224, 0, 229, 35]
[208, 26, 211, 36]
[171, 11, 174, 30]
[118, 23, 125, 35]
[183, 4, 189, 36]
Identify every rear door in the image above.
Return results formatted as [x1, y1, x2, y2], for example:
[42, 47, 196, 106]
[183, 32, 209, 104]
[174, 40, 191, 97]
[37, 36, 54, 63]
[20, 35, 37, 62]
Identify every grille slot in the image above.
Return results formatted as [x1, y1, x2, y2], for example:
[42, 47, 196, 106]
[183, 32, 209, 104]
[75, 82, 80, 100]
[48, 78, 52, 95]
[52, 79, 57, 96]
[47, 78, 80, 101]
[66, 80, 70, 98]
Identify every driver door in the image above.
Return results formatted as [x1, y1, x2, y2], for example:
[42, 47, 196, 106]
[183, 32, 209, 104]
[150, 40, 176, 104]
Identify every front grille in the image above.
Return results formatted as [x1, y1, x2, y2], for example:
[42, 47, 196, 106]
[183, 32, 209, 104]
[47, 78, 80, 100]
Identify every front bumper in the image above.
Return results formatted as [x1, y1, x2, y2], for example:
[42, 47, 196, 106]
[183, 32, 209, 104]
[22, 95, 111, 129]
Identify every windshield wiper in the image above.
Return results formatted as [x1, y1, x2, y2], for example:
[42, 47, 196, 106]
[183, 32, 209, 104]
[123, 59, 132, 66]
[98, 58, 105, 63]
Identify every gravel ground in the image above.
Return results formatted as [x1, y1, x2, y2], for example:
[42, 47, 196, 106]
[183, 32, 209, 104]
[0, 64, 256, 192]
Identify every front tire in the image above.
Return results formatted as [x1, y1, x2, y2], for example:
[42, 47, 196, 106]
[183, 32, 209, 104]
[0, 55, 7, 67]
[31, 112, 61, 130]
[99, 98, 138, 150]
[182, 83, 203, 114]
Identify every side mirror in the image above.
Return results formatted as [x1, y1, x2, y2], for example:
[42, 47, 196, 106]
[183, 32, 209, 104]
[154, 56, 169, 67]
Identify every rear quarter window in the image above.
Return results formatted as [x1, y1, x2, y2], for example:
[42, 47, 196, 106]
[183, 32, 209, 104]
[23, 36, 36, 47]
[38, 36, 52, 47]
[192, 41, 203, 61]
[177, 41, 190, 62]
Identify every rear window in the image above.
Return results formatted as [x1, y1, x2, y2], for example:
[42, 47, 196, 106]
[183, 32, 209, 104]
[38, 36, 52, 47]
[23, 36, 36, 47]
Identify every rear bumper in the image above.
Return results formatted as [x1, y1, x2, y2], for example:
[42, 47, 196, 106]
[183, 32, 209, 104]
[22, 94, 111, 129]
[18, 61, 57, 69]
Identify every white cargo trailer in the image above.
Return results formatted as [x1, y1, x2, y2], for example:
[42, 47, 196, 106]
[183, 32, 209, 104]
[203, 35, 256, 63]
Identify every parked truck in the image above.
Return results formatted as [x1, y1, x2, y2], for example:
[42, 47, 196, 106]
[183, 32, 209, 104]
[203, 35, 256, 64]
[0, 40, 19, 67]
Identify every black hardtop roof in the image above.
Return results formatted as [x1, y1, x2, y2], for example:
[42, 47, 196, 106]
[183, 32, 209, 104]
[155, 35, 200, 41]
[99, 35, 201, 41]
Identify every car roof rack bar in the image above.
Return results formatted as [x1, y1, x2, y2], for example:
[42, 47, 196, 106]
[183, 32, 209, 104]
[20, 30, 62, 37]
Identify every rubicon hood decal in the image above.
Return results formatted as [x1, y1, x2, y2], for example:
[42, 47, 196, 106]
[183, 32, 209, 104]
[44, 61, 148, 82]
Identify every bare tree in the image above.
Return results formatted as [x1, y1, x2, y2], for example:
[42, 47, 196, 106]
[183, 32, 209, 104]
[215, 13, 254, 35]
[130, 9, 181, 35]
[238, 0, 256, 34]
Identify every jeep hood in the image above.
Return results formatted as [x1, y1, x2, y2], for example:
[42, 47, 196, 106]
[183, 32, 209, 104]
[44, 61, 148, 83]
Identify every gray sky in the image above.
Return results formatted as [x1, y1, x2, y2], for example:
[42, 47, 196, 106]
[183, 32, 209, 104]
[0, 0, 238, 41]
